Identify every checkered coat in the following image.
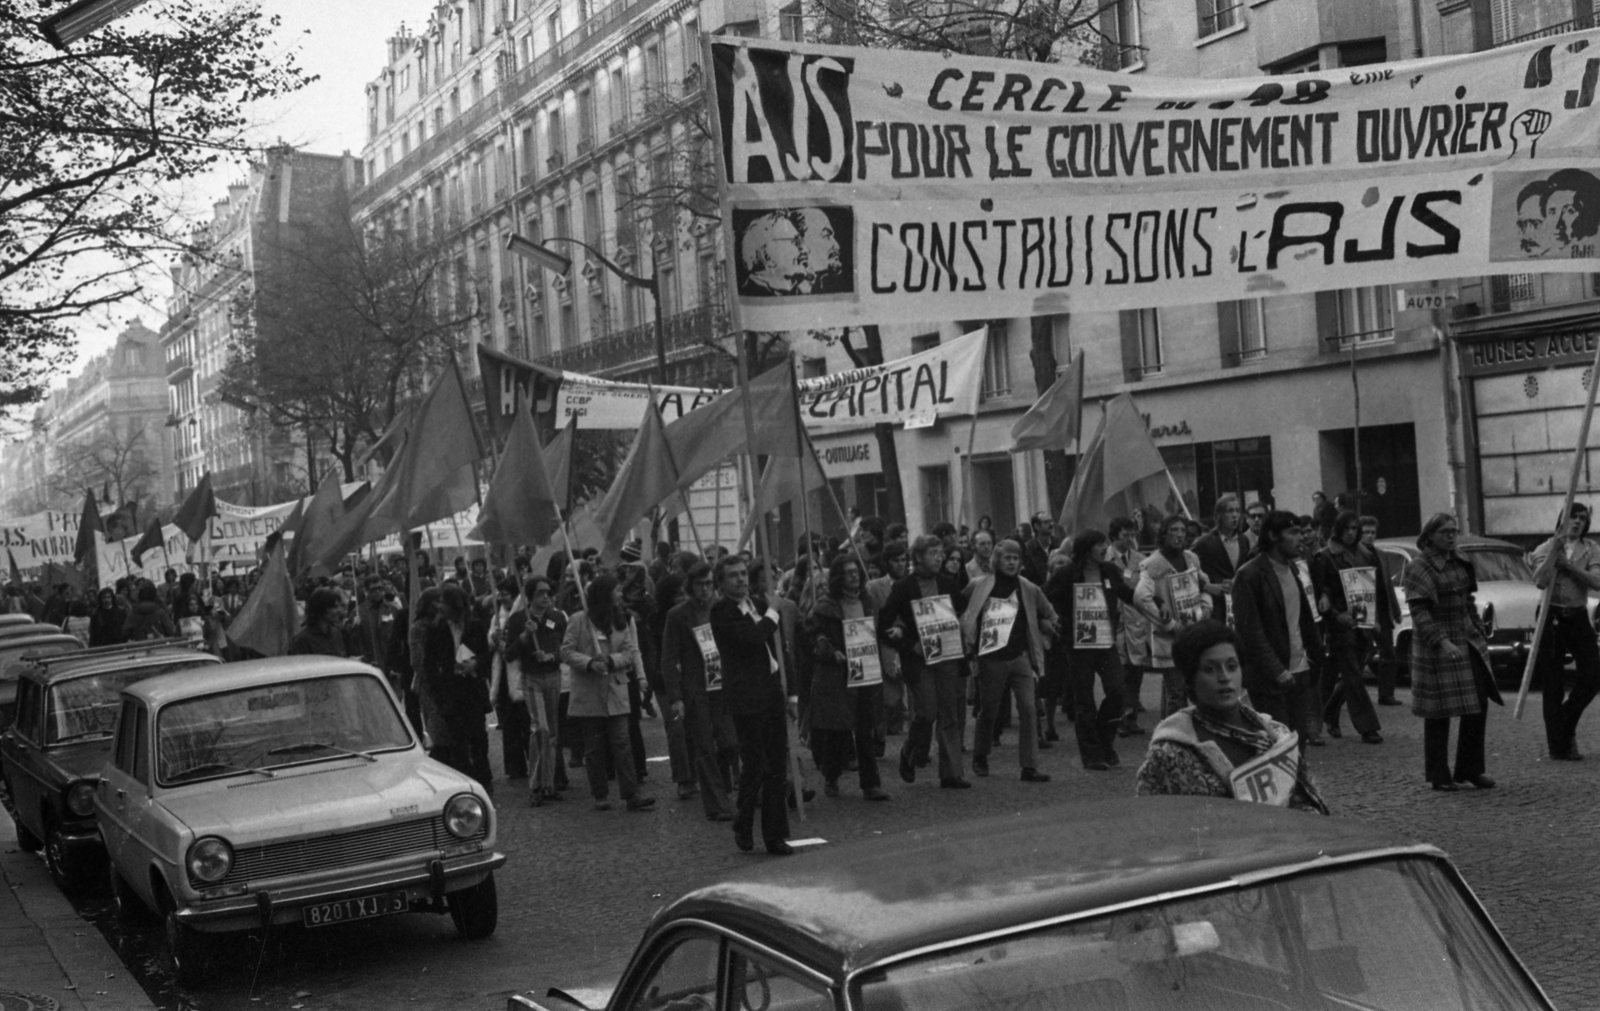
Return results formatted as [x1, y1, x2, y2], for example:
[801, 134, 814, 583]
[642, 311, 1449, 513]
[1401, 548, 1502, 720]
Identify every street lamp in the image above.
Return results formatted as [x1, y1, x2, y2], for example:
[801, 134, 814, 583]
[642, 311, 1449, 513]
[505, 233, 668, 383]
[40, 0, 151, 48]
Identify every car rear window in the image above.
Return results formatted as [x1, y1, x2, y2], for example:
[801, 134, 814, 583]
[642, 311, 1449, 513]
[156, 674, 412, 785]
[854, 858, 1544, 1011]
[46, 659, 216, 745]
[1466, 549, 1535, 583]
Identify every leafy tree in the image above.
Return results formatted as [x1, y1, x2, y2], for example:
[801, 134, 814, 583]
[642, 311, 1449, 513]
[221, 199, 477, 484]
[0, 0, 312, 409]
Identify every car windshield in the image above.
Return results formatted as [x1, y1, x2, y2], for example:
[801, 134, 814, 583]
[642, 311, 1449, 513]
[1466, 548, 1535, 583]
[46, 660, 214, 745]
[854, 858, 1546, 1011]
[156, 674, 412, 785]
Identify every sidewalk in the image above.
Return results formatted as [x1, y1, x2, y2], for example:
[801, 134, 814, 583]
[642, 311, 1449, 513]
[0, 817, 155, 1011]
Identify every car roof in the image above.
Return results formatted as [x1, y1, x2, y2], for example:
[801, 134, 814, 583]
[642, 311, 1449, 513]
[1374, 534, 1523, 553]
[653, 797, 1437, 978]
[0, 623, 67, 640]
[0, 613, 38, 626]
[0, 633, 84, 655]
[127, 654, 385, 706]
[27, 646, 220, 687]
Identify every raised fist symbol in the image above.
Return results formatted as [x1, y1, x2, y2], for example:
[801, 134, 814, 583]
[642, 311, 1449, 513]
[1510, 108, 1553, 158]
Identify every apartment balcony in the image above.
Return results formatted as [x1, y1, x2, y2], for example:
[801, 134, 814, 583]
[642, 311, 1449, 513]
[1495, 12, 1597, 48]
[535, 305, 715, 378]
[166, 354, 194, 385]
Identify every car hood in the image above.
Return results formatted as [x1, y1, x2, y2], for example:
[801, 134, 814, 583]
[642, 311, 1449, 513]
[47, 737, 116, 781]
[1477, 581, 1542, 630]
[156, 751, 481, 843]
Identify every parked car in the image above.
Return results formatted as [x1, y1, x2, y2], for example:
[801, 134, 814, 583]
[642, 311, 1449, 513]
[512, 799, 1553, 1011]
[0, 613, 39, 628]
[1375, 535, 1542, 685]
[1, 640, 219, 893]
[95, 655, 504, 984]
[0, 632, 85, 730]
[0, 621, 69, 640]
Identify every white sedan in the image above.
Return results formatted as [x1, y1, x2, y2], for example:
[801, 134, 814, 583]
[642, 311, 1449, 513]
[95, 656, 505, 984]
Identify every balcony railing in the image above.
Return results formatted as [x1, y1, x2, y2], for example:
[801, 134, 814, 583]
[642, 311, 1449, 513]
[535, 304, 714, 376]
[166, 354, 194, 384]
[1495, 13, 1598, 48]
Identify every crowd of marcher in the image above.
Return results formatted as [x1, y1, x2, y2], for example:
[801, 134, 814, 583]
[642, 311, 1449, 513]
[11, 487, 1583, 851]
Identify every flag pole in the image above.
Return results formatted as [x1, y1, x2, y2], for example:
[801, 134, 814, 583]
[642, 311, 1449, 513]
[1166, 471, 1194, 520]
[1516, 337, 1600, 718]
[712, 465, 725, 557]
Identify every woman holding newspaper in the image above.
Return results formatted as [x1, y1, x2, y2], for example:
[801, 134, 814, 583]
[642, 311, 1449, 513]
[1135, 515, 1214, 719]
[1136, 620, 1329, 814]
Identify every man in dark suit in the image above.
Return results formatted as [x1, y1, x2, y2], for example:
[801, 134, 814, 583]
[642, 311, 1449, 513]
[709, 554, 795, 856]
[1192, 494, 1253, 622]
[1232, 510, 1325, 744]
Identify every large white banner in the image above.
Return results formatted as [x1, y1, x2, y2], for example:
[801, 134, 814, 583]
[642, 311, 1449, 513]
[709, 35, 1600, 330]
[555, 328, 986, 430]
[0, 510, 83, 571]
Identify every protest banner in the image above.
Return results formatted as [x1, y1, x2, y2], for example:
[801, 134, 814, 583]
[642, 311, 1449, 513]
[551, 329, 986, 432]
[1073, 583, 1113, 648]
[911, 594, 962, 663]
[0, 509, 85, 573]
[693, 623, 723, 691]
[1167, 570, 1206, 625]
[843, 616, 882, 686]
[707, 35, 1600, 331]
[976, 592, 1020, 656]
[1341, 568, 1378, 630]
[1293, 559, 1321, 622]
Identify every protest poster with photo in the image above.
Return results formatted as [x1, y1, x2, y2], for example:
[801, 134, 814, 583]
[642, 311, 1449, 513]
[693, 624, 723, 691]
[707, 35, 1600, 332]
[1341, 568, 1379, 630]
[911, 595, 962, 663]
[1167, 570, 1206, 625]
[1073, 584, 1113, 649]
[844, 616, 882, 686]
[977, 593, 1020, 655]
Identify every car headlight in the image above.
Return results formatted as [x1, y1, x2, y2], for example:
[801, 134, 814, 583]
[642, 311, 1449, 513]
[444, 793, 486, 839]
[65, 781, 96, 818]
[187, 837, 233, 883]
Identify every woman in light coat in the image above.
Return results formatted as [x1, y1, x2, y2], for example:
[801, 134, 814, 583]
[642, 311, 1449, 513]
[1135, 514, 1213, 718]
[560, 573, 655, 812]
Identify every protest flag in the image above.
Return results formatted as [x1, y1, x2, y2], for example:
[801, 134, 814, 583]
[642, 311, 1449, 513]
[262, 496, 303, 561]
[1058, 393, 1169, 536]
[291, 472, 348, 577]
[735, 428, 840, 551]
[469, 400, 562, 547]
[72, 488, 102, 567]
[1011, 349, 1085, 453]
[356, 405, 414, 469]
[544, 412, 578, 515]
[7, 548, 22, 588]
[131, 516, 165, 567]
[592, 393, 680, 561]
[173, 472, 218, 543]
[226, 542, 296, 657]
[665, 360, 800, 490]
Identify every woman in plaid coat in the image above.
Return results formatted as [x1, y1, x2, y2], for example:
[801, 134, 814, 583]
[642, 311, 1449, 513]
[1401, 513, 1502, 792]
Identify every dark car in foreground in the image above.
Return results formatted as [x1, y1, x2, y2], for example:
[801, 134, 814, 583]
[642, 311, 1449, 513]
[513, 798, 1553, 1011]
[0, 640, 219, 892]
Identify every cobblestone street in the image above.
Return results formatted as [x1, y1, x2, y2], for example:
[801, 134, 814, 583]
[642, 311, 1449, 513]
[78, 682, 1600, 1011]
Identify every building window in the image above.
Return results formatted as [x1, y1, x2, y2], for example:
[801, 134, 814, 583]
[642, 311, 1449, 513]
[1120, 308, 1163, 378]
[559, 301, 575, 347]
[779, 2, 803, 41]
[520, 124, 536, 184]
[547, 106, 565, 165]
[645, 42, 663, 93]
[682, 18, 700, 73]
[910, 332, 940, 354]
[1100, 0, 1141, 69]
[1196, 0, 1240, 38]
[1330, 286, 1394, 345]
[546, 10, 561, 51]
[583, 188, 602, 247]
[980, 326, 1011, 400]
[1220, 299, 1268, 366]
[577, 87, 595, 149]
[802, 356, 826, 379]
[610, 67, 629, 131]
[921, 464, 952, 529]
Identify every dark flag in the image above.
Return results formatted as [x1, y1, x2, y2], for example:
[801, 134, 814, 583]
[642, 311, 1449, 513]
[131, 516, 166, 567]
[72, 487, 102, 568]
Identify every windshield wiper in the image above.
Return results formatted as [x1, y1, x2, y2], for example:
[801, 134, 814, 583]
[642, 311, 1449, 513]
[264, 741, 378, 763]
[168, 760, 276, 781]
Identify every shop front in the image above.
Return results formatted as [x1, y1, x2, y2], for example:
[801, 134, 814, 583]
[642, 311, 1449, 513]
[1457, 329, 1600, 541]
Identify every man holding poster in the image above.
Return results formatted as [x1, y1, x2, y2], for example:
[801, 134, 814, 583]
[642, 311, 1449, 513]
[1136, 516, 1214, 719]
[1049, 531, 1165, 771]
[880, 535, 970, 788]
[802, 556, 889, 801]
[960, 540, 1057, 782]
[1310, 511, 1384, 745]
